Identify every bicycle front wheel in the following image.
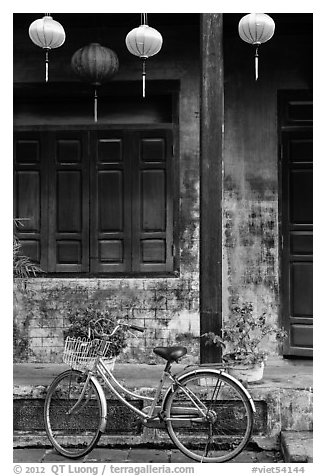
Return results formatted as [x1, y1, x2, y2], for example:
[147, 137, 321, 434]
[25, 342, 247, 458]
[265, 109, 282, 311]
[164, 370, 254, 463]
[44, 369, 104, 459]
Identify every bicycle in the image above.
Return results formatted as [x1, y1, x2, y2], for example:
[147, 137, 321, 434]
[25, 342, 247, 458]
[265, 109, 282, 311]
[44, 319, 256, 463]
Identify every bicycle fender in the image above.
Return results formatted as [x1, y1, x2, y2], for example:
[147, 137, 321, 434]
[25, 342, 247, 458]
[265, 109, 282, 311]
[89, 375, 108, 433]
[162, 368, 256, 414]
[219, 370, 256, 413]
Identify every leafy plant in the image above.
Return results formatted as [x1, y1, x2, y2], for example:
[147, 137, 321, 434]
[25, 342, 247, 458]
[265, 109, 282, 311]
[202, 302, 287, 365]
[13, 219, 42, 278]
[64, 307, 127, 358]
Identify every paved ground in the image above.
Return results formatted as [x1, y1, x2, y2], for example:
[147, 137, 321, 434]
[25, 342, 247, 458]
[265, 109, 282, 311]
[13, 447, 284, 463]
[13, 357, 313, 391]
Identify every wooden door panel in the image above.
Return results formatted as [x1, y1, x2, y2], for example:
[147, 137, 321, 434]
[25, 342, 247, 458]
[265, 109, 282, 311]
[20, 240, 40, 263]
[290, 232, 313, 255]
[290, 169, 313, 224]
[97, 138, 123, 163]
[98, 170, 124, 232]
[57, 240, 82, 264]
[48, 131, 89, 273]
[141, 169, 166, 231]
[132, 130, 173, 273]
[14, 131, 47, 268]
[141, 239, 166, 263]
[98, 240, 124, 263]
[291, 262, 313, 317]
[56, 170, 83, 233]
[16, 139, 40, 164]
[15, 171, 41, 231]
[289, 138, 313, 162]
[291, 325, 313, 349]
[280, 92, 313, 356]
[90, 130, 131, 273]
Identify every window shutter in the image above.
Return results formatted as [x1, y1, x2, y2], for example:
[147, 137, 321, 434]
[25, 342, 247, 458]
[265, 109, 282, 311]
[131, 130, 174, 273]
[47, 131, 89, 273]
[90, 130, 132, 273]
[14, 131, 48, 270]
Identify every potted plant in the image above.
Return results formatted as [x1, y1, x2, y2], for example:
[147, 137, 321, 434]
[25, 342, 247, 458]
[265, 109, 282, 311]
[202, 302, 287, 382]
[64, 307, 128, 362]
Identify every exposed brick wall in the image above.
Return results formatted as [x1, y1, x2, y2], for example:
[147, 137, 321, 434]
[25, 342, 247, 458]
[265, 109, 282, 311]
[13, 277, 200, 364]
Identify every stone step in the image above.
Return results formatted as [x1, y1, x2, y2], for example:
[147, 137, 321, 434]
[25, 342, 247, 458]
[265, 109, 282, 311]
[280, 431, 313, 463]
[13, 362, 313, 450]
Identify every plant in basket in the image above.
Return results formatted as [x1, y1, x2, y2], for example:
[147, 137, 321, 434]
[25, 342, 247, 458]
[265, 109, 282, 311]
[64, 307, 127, 358]
[202, 302, 287, 382]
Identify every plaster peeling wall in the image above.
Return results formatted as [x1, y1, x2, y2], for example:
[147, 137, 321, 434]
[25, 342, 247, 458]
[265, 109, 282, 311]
[223, 190, 280, 355]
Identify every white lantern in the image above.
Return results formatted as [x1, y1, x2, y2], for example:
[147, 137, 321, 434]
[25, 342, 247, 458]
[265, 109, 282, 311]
[126, 14, 163, 97]
[29, 14, 66, 82]
[238, 13, 275, 80]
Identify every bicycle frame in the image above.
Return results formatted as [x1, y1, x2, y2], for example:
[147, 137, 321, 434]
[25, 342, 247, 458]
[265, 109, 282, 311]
[90, 357, 213, 425]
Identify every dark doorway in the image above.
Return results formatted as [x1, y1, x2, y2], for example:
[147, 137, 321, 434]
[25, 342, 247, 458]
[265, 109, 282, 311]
[279, 90, 313, 356]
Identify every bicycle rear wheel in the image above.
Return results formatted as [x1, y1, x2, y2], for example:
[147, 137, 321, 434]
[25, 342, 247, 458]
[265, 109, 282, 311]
[44, 369, 104, 459]
[164, 370, 254, 463]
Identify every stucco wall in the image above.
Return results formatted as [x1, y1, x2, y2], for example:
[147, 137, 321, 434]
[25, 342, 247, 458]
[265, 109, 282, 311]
[222, 32, 312, 355]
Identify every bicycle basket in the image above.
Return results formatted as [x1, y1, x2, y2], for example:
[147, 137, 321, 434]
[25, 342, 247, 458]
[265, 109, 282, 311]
[63, 336, 116, 371]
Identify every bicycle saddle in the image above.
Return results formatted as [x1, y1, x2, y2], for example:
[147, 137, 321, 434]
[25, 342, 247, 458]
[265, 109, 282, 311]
[153, 346, 187, 362]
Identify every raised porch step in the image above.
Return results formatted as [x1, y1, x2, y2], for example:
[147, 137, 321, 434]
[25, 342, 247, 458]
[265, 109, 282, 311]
[13, 360, 313, 450]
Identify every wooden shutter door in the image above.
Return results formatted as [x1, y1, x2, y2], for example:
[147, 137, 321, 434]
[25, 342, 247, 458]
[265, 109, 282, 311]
[132, 130, 174, 273]
[280, 90, 313, 357]
[48, 131, 89, 273]
[90, 130, 131, 273]
[281, 129, 313, 356]
[14, 131, 48, 270]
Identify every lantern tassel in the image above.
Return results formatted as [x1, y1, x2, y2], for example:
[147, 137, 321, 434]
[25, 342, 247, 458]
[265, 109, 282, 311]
[255, 46, 259, 81]
[94, 87, 98, 123]
[142, 59, 146, 98]
[45, 49, 49, 82]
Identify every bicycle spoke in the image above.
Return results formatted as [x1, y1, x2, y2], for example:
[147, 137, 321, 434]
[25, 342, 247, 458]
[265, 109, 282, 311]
[164, 370, 253, 463]
[44, 369, 103, 459]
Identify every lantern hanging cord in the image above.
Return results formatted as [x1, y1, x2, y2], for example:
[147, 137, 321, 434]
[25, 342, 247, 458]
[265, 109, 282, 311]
[141, 13, 148, 25]
[255, 45, 259, 81]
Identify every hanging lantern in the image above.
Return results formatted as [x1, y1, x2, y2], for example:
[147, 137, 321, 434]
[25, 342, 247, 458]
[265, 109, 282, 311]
[125, 13, 163, 97]
[29, 14, 65, 82]
[238, 13, 275, 80]
[71, 43, 119, 122]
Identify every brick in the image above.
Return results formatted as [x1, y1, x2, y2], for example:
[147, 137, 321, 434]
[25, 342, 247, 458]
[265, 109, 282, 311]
[134, 310, 155, 321]
[29, 327, 56, 338]
[29, 337, 43, 348]
[42, 337, 63, 347]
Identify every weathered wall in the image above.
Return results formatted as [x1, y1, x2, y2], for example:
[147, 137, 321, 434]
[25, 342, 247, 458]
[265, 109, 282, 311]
[14, 277, 199, 363]
[13, 16, 201, 363]
[13, 15, 312, 363]
[223, 31, 312, 354]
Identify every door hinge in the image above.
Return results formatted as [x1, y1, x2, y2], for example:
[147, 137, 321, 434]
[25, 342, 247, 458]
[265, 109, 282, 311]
[172, 144, 175, 156]
[171, 244, 176, 257]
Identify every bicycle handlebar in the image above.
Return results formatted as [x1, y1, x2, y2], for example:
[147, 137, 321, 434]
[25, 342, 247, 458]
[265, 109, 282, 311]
[88, 318, 146, 339]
